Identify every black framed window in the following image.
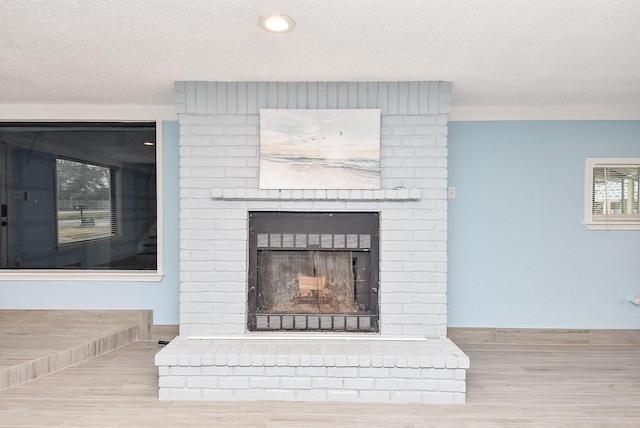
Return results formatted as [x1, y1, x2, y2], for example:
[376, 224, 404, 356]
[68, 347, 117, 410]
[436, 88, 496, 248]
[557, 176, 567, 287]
[0, 122, 157, 270]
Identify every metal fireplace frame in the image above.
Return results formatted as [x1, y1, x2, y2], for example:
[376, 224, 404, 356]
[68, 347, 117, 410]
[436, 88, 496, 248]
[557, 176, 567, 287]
[247, 211, 380, 332]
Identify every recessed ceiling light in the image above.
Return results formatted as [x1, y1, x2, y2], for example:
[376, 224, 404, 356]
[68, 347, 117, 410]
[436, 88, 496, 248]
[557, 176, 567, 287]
[258, 14, 295, 33]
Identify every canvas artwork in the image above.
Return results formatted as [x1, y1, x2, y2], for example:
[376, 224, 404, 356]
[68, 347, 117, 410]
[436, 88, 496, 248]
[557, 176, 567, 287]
[259, 109, 381, 189]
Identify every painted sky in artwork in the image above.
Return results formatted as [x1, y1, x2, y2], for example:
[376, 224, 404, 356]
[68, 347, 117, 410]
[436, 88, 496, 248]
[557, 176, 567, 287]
[259, 109, 381, 189]
[260, 109, 380, 160]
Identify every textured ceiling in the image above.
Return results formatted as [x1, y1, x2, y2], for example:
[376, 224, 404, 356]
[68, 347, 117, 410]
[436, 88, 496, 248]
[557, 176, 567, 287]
[1, 0, 639, 117]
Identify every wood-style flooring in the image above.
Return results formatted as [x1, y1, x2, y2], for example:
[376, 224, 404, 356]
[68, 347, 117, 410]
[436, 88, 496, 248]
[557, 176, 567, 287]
[0, 310, 151, 391]
[1, 314, 639, 427]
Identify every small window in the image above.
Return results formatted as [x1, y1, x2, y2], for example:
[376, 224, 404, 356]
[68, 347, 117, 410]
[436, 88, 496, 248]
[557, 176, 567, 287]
[585, 158, 640, 230]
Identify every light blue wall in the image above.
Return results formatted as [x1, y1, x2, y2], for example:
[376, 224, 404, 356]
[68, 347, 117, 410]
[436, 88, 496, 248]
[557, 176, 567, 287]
[448, 121, 640, 329]
[0, 121, 180, 325]
[5, 119, 640, 329]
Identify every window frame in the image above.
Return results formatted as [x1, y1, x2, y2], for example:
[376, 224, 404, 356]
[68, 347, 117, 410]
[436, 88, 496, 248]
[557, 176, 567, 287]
[585, 157, 640, 230]
[0, 120, 164, 281]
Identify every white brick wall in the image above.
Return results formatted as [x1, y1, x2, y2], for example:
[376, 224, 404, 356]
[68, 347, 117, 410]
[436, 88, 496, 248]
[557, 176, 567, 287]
[156, 336, 469, 404]
[178, 81, 450, 338]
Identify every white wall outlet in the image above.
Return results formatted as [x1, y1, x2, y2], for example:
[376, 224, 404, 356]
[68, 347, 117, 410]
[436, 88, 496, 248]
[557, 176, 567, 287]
[447, 187, 456, 199]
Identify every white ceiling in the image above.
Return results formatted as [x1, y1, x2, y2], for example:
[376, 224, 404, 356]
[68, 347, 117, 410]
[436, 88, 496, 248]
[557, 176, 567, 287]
[1, 0, 639, 119]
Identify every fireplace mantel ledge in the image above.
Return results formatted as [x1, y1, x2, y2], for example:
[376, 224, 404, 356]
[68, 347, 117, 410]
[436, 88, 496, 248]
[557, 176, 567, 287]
[211, 188, 421, 201]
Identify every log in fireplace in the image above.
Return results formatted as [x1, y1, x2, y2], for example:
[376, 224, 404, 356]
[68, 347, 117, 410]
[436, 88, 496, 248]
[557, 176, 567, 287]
[248, 212, 379, 332]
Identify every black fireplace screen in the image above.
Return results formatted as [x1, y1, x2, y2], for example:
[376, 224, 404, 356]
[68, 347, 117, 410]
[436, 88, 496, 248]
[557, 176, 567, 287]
[248, 212, 379, 332]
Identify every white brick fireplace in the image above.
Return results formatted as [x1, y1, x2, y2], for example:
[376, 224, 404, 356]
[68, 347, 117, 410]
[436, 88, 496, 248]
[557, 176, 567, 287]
[155, 81, 469, 403]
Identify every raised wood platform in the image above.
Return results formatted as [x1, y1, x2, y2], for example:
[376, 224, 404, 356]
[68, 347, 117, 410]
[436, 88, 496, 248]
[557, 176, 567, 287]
[0, 310, 152, 390]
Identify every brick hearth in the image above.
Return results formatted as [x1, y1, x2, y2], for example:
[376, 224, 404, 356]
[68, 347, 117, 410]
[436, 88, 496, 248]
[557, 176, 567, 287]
[157, 335, 467, 403]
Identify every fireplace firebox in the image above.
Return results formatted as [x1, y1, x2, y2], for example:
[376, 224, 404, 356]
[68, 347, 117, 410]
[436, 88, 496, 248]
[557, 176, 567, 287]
[248, 212, 379, 332]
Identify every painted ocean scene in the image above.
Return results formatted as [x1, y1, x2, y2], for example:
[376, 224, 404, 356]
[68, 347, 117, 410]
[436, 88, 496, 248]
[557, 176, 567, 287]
[259, 109, 381, 189]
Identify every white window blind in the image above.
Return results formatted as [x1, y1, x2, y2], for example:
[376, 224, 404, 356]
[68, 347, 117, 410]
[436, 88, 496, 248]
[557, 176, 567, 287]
[586, 158, 640, 230]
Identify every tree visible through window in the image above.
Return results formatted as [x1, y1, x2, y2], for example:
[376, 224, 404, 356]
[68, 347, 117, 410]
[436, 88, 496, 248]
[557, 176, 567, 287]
[56, 158, 115, 244]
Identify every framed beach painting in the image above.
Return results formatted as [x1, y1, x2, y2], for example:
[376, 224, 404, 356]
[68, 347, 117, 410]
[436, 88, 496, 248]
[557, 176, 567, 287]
[259, 109, 381, 189]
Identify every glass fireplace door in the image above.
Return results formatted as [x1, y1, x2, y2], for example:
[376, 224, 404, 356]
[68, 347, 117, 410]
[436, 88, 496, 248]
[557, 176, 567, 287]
[248, 212, 379, 332]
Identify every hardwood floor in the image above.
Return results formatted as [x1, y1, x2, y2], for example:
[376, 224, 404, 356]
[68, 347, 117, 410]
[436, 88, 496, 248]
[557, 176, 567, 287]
[1, 318, 639, 426]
